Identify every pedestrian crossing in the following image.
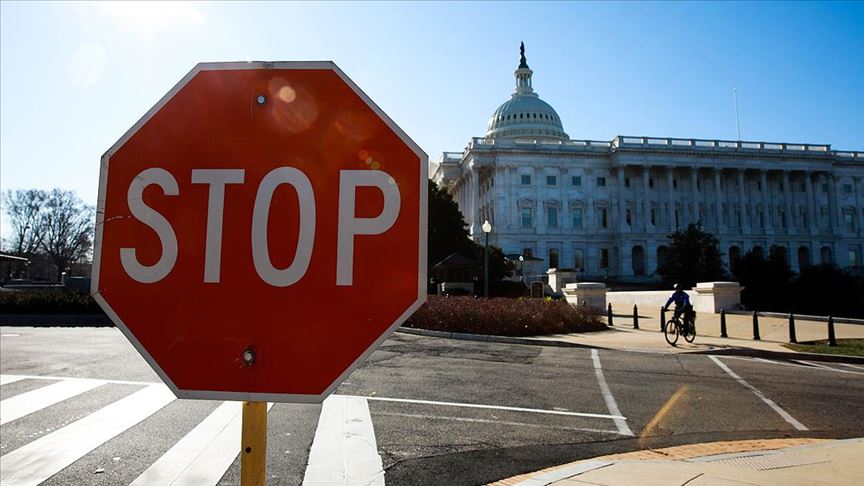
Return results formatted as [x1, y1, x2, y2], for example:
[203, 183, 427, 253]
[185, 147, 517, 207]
[0, 374, 625, 485]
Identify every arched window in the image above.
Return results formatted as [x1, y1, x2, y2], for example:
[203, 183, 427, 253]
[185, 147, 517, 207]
[632, 245, 646, 276]
[798, 246, 811, 270]
[820, 246, 833, 264]
[729, 246, 742, 264]
[752, 246, 765, 259]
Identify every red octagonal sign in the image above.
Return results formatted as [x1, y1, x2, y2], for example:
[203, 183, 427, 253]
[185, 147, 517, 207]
[93, 62, 427, 402]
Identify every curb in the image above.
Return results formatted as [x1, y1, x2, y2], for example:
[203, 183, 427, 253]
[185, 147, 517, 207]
[396, 327, 864, 363]
[396, 327, 592, 349]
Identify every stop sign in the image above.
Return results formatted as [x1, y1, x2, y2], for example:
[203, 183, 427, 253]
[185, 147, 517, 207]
[92, 62, 427, 402]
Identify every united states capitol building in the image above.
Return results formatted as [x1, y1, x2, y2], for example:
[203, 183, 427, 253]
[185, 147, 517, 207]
[432, 45, 864, 282]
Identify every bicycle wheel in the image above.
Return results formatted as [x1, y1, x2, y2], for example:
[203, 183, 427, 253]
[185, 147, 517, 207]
[664, 319, 679, 345]
[683, 321, 696, 343]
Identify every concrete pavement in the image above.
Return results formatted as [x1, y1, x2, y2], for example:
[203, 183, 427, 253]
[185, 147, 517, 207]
[526, 309, 864, 355]
[493, 438, 864, 486]
[490, 311, 864, 486]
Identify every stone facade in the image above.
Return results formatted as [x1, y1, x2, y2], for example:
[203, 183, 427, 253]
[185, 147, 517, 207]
[432, 47, 864, 282]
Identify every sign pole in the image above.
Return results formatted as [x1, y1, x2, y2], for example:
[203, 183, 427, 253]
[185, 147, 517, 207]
[241, 401, 268, 486]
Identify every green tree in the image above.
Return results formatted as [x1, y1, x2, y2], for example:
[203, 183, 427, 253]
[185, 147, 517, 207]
[427, 180, 476, 266]
[427, 180, 512, 286]
[732, 246, 793, 311]
[656, 223, 725, 288]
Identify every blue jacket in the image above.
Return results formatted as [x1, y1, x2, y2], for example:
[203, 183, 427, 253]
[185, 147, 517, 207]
[665, 290, 691, 310]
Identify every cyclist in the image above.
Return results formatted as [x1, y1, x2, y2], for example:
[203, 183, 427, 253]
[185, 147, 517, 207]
[663, 284, 695, 333]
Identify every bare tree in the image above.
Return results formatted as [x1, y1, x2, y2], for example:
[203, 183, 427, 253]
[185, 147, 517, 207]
[1, 189, 47, 256]
[39, 189, 95, 282]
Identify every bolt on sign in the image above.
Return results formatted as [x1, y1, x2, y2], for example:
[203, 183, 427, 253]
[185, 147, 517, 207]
[93, 62, 428, 403]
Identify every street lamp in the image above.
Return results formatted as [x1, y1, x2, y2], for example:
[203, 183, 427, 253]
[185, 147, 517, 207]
[482, 220, 492, 298]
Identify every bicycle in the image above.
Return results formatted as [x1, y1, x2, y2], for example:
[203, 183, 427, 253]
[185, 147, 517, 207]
[664, 310, 696, 345]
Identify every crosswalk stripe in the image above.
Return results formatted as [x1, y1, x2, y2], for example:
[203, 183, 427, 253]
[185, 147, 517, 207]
[0, 375, 27, 386]
[303, 395, 384, 486]
[130, 401, 273, 486]
[0, 384, 176, 486]
[794, 360, 864, 375]
[0, 379, 106, 425]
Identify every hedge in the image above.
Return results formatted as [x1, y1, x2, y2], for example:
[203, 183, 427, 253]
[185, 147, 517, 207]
[404, 295, 606, 336]
[0, 289, 102, 314]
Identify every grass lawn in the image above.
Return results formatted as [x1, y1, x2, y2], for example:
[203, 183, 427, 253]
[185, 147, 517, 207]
[783, 339, 864, 357]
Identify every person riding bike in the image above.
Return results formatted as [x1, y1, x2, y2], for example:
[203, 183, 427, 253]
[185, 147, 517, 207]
[663, 284, 695, 333]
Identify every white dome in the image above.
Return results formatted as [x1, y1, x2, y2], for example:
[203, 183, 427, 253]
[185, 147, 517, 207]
[485, 43, 568, 141]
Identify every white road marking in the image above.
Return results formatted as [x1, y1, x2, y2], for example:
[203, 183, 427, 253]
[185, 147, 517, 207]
[303, 395, 384, 486]
[375, 411, 621, 435]
[708, 356, 808, 431]
[353, 395, 625, 420]
[131, 401, 273, 486]
[0, 375, 28, 386]
[834, 362, 864, 371]
[794, 360, 864, 376]
[0, 374, 158, 387]
[0, 379, 105, 425]
[514, 460, 613, 486]
[590, 349, 633, 436]
[0, 384, 176, 486]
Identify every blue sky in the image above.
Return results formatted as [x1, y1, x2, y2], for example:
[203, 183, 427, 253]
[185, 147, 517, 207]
[1, 1, 863, 240]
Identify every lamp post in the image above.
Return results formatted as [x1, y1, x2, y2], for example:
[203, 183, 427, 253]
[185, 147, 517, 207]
[518, 255, 524, 283]
[482, 220, 492, 298]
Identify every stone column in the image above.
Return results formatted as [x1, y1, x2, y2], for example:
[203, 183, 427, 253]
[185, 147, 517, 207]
[714, 168, 725, 233]
[535, 166, 543, 233]
[618, 167, 627, 231]
[690, 167, 699, 224]
[667, 167, 676, 231]
[642, 165, 651, 232]
[827, 173, 840, 234]
[737, 169, 749, 231]
[855, 176, 863, 238]
[585, 169, 595, 230]
[782, 171, 794, 234]
[760, 170, 773, 234]
[822, 172, 839, 233]
[471, 167, 480, 236]
[805, 172, 816, 235]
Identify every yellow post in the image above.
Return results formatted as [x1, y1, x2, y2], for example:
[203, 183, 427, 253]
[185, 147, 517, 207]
[241, 401, 268, 486]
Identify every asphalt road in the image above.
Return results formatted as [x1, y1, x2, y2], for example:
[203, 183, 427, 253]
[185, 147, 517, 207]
[1, 326, 862, 485]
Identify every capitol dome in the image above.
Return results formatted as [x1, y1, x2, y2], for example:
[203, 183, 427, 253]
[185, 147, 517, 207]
[486, 43, 569, 141]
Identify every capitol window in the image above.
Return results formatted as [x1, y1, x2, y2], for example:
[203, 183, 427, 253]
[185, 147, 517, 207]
[521, 174, 532, 185]
[597, 177, 606, 187]
[599, 249, 609, 269]
[572, 208, 583, 229]
[624, 178, 630, 188]
[844, 184, 853, 194]
[546, 175, 557, 186]
[547, 206, 559, 228]
[521, 207, 533, 228]
[571, 176, 582, 187]
[598, 208, 609, 228]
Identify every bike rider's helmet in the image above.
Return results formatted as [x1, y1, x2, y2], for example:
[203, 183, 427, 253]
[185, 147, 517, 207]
[674, 283, 682, 290]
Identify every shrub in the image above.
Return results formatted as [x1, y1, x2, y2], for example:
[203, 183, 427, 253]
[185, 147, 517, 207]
[404, 295, 606, 336]
[0, 289, 102, 314]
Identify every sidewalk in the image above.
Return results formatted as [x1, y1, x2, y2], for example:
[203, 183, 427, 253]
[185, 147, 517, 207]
[491, 438, 863, 486]
[526, 310, 864, 355]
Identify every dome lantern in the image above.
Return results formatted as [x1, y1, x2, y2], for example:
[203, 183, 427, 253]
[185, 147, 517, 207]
[486, 43, 568, 141]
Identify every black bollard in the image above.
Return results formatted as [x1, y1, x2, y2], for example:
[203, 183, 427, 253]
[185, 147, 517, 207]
[607, 303, 613, 327]
[828, 315, 837, 347]
[720, 309, 728, 338]
[660, 307, 666, 332]
[752, 311, 761, 340]
[788, 313, 797, 343]
[633, 304, 639, 329]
